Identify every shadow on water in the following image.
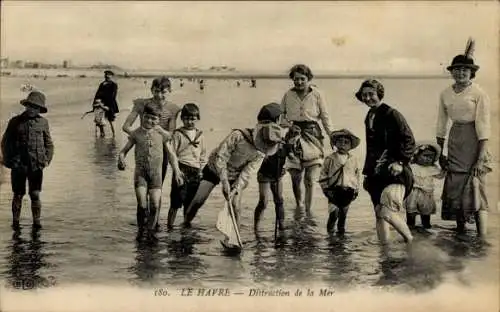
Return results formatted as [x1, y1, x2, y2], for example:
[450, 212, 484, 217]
[323, 235, 358, 287]
[372, 227, 493, 291]
[164, 229, 207, 284]
[4, 229, 56, 290]
[128, 235, 163, 285]
[128, 229, 208, 286]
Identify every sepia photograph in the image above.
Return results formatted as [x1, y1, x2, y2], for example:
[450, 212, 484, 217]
[0, 1, 498, 311]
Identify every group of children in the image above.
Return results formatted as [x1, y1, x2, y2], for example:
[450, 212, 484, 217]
[1, 79, 446, 245]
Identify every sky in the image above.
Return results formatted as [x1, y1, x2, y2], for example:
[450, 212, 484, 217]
[1, 1, 498, 75]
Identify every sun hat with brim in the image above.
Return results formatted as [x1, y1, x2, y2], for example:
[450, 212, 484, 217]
[20, 91, 47, 113]
[446, 54, 479, 72]
[253, 123, 283, 156]
[330, 129, 360, 150]
[414, 141, 441, 163]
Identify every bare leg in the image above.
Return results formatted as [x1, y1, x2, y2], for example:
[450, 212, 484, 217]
[183, 180, 216, 226]
[148, 189, 162, 238]
[135, 186, 149, 231]
[231, 190, 243, 228]
[12, 194, 23, 230]
[254, 182, 270, 232]
[109, 120, 115, 138]
[289, 169, 304, 209]
[29, 191, 42, 229]
[377, 205, 413, 244]
[304, 165, 321, 221]
[270, 180, 285, 231]
[475, 210, 487, 238]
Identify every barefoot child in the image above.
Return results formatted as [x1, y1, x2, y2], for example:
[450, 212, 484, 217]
[319, 129, 362, 235]
[167, 103, 207, 229]
[81, 99, 108, 137]
[405, 142, 444, 230]
[1, 91, 54, 230]
[253, 103, 288, 234]
[183, 104, 284, 228]
[118, 104, 182, 239]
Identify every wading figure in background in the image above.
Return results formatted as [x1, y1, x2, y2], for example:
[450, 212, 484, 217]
[436, 39, 492, 239]
[123, 76, 181, 231]
[280, 64, 334, 223]
[93, 70, 119, 137]
[1, 91, 54, 231]
[356, 79, 415, 246]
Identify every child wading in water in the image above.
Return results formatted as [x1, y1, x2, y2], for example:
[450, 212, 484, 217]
[183, 103, 284, 228]
[253, 103, 288, 235]
[81, 98, 108, 137]
[319, 129, 362, 235]
[405, 142, 444, 231]
[167, 103, 207, 229]
[1, 91, 54, 230]
[118, 104, 182, 240]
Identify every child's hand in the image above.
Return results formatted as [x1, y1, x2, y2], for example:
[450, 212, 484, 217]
[388, 162, 403, 176]
[117, 157, 126, 171]
[222, 180, 231, 201]
[174, 171, 185, 186]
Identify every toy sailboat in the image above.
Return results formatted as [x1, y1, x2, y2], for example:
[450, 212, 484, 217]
[216, 199, 243, 253]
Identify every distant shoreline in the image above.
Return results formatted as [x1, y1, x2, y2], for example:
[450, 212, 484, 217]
[0, 68, 449, 80]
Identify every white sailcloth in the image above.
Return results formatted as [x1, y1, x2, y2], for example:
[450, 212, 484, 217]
[216, 200, 243, 249]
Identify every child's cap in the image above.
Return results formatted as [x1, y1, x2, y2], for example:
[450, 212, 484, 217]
[181, 103, 200, 120]
[414, 141, 441, 163]
[329, 129, 360, 149]
[104, 70, 115, 76]
[257, 102, 282, 123]
[143, 103, 162, 117]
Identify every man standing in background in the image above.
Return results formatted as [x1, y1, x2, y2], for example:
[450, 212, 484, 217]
[93, 70, 119, 137]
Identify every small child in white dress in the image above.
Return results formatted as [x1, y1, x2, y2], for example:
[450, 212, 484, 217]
[405, 141, 444, 230]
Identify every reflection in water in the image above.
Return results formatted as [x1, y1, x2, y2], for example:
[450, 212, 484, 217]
[165, 229, 206, 284]
[5, 229, 55, 290]
[130, 238, 163, 285]
[324, 235, 357, 287]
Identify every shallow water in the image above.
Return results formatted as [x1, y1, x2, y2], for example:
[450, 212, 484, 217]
[0, 76, 498, 294]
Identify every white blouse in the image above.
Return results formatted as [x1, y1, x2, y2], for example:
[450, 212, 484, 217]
[281, 87, 334, 136]
[436, 83, 491, 140]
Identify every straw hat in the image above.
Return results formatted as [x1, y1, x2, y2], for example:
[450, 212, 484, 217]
[20, 91, 48, 113]
[330, 129, 360, 150]
[253, 123, 284, 156]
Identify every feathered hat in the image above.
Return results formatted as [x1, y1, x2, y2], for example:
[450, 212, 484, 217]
[447, 37, 479, 71]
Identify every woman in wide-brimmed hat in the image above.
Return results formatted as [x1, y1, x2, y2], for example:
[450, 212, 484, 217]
[436, 39, 492, 238]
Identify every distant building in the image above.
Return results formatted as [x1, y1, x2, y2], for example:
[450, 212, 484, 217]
[0, 57, 8, 68]
[13, 60, 24, 68]
[62, 60, 71, 68]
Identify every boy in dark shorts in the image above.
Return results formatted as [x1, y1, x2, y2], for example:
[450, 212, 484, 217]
[319, 129, 362, 235]
[1, 91, 54, 230]
[253, 103, 288, 234]
[167, 103, 206, 229]
[118, 104, 182, 240]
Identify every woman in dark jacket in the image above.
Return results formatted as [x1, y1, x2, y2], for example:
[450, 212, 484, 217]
[356, 79, 415, 246]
